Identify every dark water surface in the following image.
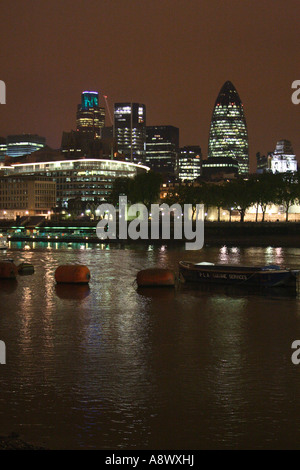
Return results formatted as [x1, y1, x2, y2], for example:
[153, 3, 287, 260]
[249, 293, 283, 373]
[1, 242, 300, 449]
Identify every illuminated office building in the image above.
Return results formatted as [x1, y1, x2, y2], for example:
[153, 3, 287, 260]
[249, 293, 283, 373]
[178, 146, 202, 181]
[76, 91, 105, 139]
[146, 126, 179, 174]
[0, 176, 56, 218]
[114, 103, 146, 162]
[208, 81, 249, 174]
[270, 139, 297, 173]
[6, 134, 46, 157]
[202, 157, 239, 180]
[10, 159, 149, 204]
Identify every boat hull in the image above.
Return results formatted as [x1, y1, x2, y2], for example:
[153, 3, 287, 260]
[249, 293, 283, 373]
[179, 262, 297, 288]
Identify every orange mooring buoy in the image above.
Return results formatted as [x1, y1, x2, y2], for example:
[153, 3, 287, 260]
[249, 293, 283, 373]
[55, 265, 91, 284]
[0, 261, 18, 280]
[136, 268, 175, 287]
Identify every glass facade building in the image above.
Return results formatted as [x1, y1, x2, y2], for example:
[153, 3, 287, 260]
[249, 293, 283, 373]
[114, 103, 146, 163]
[208, 81, 249, 174]
[178, 146, 202, 181]
[10, 159, 149, 204]
[146, 126, 179, 174]
[6, 134, 46, 158]
[76, 91, 105, 139]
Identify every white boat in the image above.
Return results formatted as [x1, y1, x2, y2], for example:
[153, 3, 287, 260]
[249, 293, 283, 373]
[179, 261, 299, 288]
[0, 235, 7, 250]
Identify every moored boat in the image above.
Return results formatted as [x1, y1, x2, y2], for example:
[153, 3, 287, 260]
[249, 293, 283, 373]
[179, 261, 298, 288]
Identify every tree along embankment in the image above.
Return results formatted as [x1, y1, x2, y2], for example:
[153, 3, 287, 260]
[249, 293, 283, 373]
[204, 222, 300, 246]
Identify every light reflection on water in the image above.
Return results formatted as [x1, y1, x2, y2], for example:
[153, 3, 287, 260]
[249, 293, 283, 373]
[1, 243, 300, 449]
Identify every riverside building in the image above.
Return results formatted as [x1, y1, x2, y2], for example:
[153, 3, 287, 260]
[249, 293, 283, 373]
[9, 159, 149, 205]
[0, 175, 56, 219]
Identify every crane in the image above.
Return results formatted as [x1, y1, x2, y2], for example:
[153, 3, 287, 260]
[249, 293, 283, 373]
[103, 94, 113, 126]
[102, 93, 114, 159]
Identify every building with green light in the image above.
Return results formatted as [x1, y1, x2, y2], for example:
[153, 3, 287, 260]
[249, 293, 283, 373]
[208, 81, 249, 175]
[76, 91, 105, 139]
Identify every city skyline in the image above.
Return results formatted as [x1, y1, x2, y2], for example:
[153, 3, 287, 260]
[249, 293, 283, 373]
[0, 0, 299, 173]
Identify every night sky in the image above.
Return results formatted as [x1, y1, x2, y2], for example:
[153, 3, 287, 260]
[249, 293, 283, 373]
[1, 0, 299, 171]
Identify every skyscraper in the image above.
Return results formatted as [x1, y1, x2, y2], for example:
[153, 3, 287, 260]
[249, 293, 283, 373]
[146, 125, 179, 174]
[178, 145, 201, 181]
[114, 103, 146, 162]
[76, 91, 105, 139]
[208, 81, 249, 174]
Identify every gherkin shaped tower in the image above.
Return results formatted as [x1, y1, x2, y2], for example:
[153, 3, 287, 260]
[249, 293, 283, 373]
[208, 81, 249, 174]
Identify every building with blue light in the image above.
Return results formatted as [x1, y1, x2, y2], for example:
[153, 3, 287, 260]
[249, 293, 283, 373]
[6, 134, 46, 158]
[0, 137, 6, 162]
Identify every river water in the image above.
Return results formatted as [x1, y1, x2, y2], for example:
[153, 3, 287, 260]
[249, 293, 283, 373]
[1, 242, 300, 449]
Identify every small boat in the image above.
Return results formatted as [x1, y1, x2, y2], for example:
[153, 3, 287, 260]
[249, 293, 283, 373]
[0, 235, 7, 250]
[179, 261, 299, 288]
